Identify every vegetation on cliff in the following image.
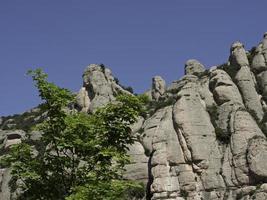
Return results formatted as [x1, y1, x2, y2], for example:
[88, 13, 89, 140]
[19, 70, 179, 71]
[1, 69, 146, 200]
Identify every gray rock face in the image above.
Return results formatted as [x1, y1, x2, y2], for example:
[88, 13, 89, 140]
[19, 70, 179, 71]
[0, 168, 12, 200]
[185, 59, 205, 76]
[151, 76, 166, 101]
[76, 87, 90, 113]
[229, 42, 264, 122]
[229, 41, 249, 70]
[149, 107, 182, 199]
[252, 33, 267, 106]
[247, 136, 267, 180]
[173, 79, 225, 193]
[124, 117, 149, 183]
[263, 32, 267, 60]
[257, 71, 267, 101]
[230, 109, 265, 185]
[251, 45, 266, 73]
[173, 80, 216, 163]
[79, 64, 132, 112]
[124, 141, 149, 182]
[0, 130, 25, 151]
[209, 69, 243, 106]
[167, 75, 198, 95]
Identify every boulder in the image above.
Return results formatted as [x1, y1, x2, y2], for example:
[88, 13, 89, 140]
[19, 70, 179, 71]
[151, 76, 166, 101]
[184, 59, 205, 76]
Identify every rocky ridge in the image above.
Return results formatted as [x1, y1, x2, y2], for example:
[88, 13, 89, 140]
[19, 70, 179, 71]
[1, 33, 267, 199]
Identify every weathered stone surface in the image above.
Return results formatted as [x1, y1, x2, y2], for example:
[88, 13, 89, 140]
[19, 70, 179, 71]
[141, 106, 184, 199]
[130, 116, 144, 134]
[81, 64, 131, 112]
[257, 71, 267, 101]
[209, 66, 266, 187]
[262, 32, 267, 61]
[230, 110, 265, 185]
[124, 141, 148, 182]
[235, 66, 263, 122]
[198, 75, 216, 110]
[251, 45, 266, 73]
[209, 69, 243, 106]
[0, 130, 25, 151]
[236, 186, 256, 199]
[173, 81, 218, 163]
[151, 76, 166, 101]
[251, 33, 267, 117]
[221, 146, 238, 187]
[185, 59, 205, 76]
[76, 87, 90, 112]
[247, 136, 267, 180]
[173, 78, 225, 195]
[251, 192, 267, 200]
[141, 108, 167, 155]
[167, 75, 198, 95]
[209, 69, 245, 144]
[229, 41, 249, 70]
[260, 183, 267, 192]
[228, 41, 264, 122]
[0, 168, 11, 200]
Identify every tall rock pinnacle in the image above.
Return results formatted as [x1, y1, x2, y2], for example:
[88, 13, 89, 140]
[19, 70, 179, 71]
[76, 64, 131, 112]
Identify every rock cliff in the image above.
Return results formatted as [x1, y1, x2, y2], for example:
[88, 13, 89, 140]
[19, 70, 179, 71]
[1, 34, 267, 199]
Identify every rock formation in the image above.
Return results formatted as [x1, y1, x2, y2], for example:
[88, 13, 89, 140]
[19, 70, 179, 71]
[229, 41, 264, 122]
[1, 34, 267, 199]
[184, 59, 205, 76]
[151, 76, 166, 101]
[76, 64, 132, 112]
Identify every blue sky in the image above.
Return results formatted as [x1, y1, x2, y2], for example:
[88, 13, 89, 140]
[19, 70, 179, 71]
[0, 0, 267, 116]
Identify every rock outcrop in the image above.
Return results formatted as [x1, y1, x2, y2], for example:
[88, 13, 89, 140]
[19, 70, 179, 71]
[185, 59, 205, 76]
[229, 41, 264, 122]
[151, 76, 166, 101]
[1, 34, 267, 200]
[76, 64, 132, 112]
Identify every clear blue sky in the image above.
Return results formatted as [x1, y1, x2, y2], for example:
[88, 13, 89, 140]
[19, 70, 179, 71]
[1, 0, 266, 116]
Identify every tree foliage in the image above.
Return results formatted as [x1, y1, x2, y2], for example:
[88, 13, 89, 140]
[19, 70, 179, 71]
[1, 69, 146, 200]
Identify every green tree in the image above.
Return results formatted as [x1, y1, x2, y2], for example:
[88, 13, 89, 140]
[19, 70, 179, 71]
[1, 69, 146, 200]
